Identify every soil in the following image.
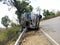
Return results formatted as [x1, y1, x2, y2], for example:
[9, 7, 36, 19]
[21, 30, 53, 45]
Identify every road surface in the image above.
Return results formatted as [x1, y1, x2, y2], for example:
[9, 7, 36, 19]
[41, 16, 60, 44]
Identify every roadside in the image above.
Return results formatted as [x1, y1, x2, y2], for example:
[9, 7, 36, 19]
[0, 25, 21, 45]
[21, 30, 53, 45]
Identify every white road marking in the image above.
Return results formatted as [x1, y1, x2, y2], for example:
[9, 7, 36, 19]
[41, 29, 59, 45]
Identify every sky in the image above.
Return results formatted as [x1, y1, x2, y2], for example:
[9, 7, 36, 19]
[0, 0, 60, 28]
[0, 2, 17, 28]
[30, 0, 60, 11]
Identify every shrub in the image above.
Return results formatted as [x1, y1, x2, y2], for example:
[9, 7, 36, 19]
[0, 24, 21, 45]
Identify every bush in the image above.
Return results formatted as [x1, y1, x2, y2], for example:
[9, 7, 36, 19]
[6, 26, 20, 40]
[0, 32, 8, 45]
[43, 15, 56, 20]
[0, 24, 21, 45]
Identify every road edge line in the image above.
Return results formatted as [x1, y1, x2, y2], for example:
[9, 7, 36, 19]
[40, 29, 59, 45]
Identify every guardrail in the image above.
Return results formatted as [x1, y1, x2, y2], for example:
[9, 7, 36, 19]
[14, 28, 27, 45]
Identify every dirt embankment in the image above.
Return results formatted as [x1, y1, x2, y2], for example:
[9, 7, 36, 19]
[21, 30, 53, 45]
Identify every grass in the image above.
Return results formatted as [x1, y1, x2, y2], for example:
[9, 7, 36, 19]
[0, 24, 22, 45]
[43, 15, 60, 20]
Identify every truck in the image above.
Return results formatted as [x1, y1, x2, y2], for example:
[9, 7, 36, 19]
[20, 12, 42, 30]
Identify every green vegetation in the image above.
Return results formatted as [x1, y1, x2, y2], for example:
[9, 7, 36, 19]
[43, 9, 60, 20]
[43, 15, 56, 20]
[0, 0, 60, 45]
[2, 0, 33, 24]
[13, 0, 33, 23]
[0, 0, 33, 45]
[0, 23, 21, 45]
[56, 11, 60, 16]
[43, 9, 55, 16]
[1, 16, 10, 29]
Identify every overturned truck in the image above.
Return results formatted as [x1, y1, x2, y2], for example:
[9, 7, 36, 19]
[20, 12, 42, 30]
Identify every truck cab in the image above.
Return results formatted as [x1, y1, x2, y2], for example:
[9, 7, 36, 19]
[21, 12, 42, 30]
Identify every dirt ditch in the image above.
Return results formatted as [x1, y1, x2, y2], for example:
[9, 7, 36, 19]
[21, 30, 53, 45]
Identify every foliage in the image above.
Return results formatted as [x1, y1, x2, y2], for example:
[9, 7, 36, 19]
[0, 32, 8, 45]
[1, 0, 33, 23]
[43, 15, 55, 20]
[14, 0, 33, 23]
[11, 22, 17, 27]
[50, 11, 55, 15]
[0, 24, 21, 45]
[43, 9, 56, 20]
[43, 9, 50, 16]
[56, 11, 60, 16]
[1, 16, 10, 29]
[43, 9, 55, 16]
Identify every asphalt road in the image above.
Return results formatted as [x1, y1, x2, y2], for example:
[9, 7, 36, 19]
[41, 16, 60, 44]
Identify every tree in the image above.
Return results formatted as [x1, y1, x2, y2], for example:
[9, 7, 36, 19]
[43, 9, 50, 16]
[46, 10, 50, 15]
[14, 0, 33, 23]
[1, 16, 10, 29]
[56, 11, 60, 16]
[1, 0, 33, 24]
[43, 9, 47, 16]
[50, 11, 55, 15]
